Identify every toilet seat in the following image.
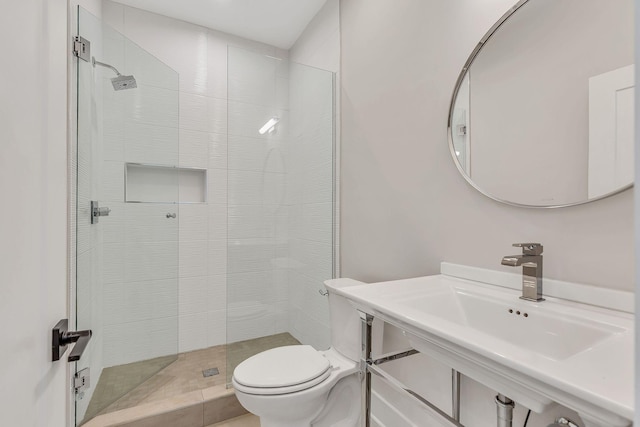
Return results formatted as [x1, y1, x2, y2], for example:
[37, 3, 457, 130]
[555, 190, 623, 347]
[233, 345, 333, 395]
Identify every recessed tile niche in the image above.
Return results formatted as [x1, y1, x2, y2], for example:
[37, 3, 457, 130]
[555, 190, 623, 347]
[125, 163, 207, 203]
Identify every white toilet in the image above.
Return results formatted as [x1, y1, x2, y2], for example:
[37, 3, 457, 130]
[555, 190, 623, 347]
[232, 278, 363, 427]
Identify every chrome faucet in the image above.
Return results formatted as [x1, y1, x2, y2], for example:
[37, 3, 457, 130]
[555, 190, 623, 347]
[501, 243, 544, 302]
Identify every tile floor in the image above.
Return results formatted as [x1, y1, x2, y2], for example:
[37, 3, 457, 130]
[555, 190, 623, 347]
[208, 414, 260, 427]
[84, 333, 300, 424]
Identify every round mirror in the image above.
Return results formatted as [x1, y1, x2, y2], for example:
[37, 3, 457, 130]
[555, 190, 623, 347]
[448, 0, 634, 207]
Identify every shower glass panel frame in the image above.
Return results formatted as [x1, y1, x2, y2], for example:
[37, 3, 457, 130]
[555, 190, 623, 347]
[225, 46, 336, 385]
[75, 8, 180, 425]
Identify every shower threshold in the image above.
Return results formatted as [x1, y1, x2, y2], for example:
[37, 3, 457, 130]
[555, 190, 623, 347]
[81, 333, 300, 426]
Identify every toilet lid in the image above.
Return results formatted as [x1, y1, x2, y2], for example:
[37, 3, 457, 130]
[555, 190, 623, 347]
[234, 345, 331, 388]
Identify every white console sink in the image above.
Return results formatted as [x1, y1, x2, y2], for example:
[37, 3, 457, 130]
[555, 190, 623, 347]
[397, 281, 624, 361]
[330, 267, 633, 427]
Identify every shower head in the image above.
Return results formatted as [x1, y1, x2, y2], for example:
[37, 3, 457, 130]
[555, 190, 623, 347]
[92, 57, 137, 91]
[110, 74, 137, 91]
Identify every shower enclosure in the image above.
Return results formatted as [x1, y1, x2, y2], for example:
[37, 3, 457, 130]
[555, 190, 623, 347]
[74, 7, 335, 426]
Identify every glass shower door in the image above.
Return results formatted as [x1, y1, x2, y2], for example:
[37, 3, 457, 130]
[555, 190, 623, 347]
[225, 47, 336, 384]
[75, 8, 180, 425]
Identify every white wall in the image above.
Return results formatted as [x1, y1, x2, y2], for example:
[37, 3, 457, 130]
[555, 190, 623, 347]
[340, 0, 633, 292]
[0, 0, 69, 426]
[340, 0, 634, 425]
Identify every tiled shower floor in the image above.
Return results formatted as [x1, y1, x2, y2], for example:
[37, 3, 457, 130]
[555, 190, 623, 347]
[84, 333, 300, 423]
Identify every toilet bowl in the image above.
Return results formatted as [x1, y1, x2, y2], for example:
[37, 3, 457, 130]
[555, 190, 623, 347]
[232, 278, 364, 427]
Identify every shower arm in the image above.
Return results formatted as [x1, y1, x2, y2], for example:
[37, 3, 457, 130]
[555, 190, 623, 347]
[92, 57, 122, 76]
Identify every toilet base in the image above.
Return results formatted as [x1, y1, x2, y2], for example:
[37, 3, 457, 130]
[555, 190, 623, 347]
[243, 374, 361, 427]
[234, 348, 361, 427]
[259, 418, 314, 427]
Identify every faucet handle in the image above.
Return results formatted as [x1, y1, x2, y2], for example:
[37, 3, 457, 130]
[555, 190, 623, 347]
[512, 243, 543, 255]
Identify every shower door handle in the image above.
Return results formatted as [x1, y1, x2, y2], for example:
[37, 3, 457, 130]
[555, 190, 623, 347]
[91, 201, 111, 224]
[52, 319, 92, 362]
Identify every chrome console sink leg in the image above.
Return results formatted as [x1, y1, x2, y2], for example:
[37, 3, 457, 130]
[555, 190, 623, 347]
[496, 394, 514, 427]
[359, 312, 374, 427]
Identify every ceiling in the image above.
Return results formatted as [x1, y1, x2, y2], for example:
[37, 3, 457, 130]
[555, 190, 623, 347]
[113, 0, 328, 49]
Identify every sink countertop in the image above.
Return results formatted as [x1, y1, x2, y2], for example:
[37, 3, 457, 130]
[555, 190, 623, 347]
[329, 271, 633, 424]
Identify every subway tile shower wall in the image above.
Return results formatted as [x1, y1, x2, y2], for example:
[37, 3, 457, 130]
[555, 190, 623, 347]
[102, 0, 339, 356]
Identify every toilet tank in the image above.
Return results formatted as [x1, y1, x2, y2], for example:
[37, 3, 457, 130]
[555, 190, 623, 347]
[324, 278, 366, 362]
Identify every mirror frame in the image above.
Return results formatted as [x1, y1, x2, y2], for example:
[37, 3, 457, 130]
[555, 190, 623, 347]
[447, 0, 634, 209]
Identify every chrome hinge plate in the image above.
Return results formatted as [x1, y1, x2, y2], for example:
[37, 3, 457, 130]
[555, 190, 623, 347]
[74, 368, 90, 400]
[73, 36, 90, 62]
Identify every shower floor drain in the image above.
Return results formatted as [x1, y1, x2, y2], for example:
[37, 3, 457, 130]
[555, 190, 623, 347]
[202, 367, 220, 378]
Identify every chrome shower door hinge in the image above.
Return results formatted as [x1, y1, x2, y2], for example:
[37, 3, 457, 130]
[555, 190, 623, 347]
[74, 368, 90, 400]
[73, 36, 90, 62]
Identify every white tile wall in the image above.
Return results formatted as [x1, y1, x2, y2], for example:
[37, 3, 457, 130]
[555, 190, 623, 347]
[207, 97, 228, 135]
[179, 92, 209, 132]
[103, 279, 178, 324]
[208, 204, 227, 239]
[206, 309, 227, 346]
[228, 50, 279, 106]
[179, 276, 209, 315]
[179, 204, 209, 241]
[227, 270, 274, 304]
[101, 161, 125, 201]
[179, 129, 209, 168]
[125, 122, 179, 165]
[125, 203, 179, 242]
[103, 317, 178, 366]
[179, 240, 208, 278]
[227, 311, 277, 343]
[207, 168, 227, 204]
[207, 275, 227, 312]
[179, 312, 208, 353]
[101, 202, 126, 243]
[125, 241, 179, 282]
[208, 132, 227, 169]
[208, 239, 227, 276]
[206, 34, 228, 99]
[103, 1, 337, 357]
[227, 239, 276, 274]
[125, 84, 179, 127]
[102, 243, 125, 284]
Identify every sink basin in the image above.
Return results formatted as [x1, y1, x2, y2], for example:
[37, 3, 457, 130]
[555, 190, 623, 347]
[330, 271, 633, 427]
[397, 286, 624, 361]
